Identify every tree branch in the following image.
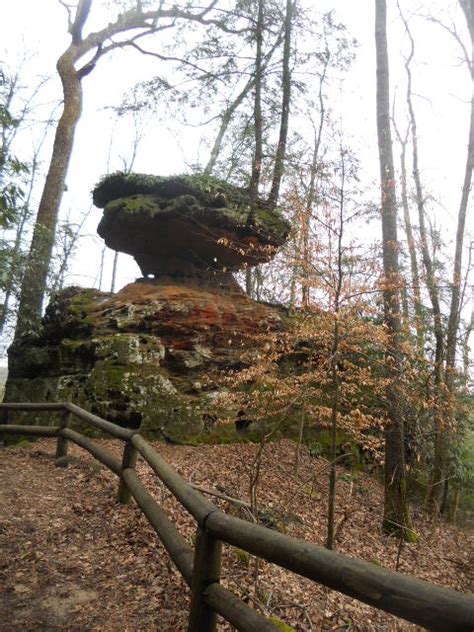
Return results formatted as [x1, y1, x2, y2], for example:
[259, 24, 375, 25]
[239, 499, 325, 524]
[58, 0, 73, 34]
[78, 3, 245, 59]
[123, 41, 225, 82]
[71, 0, 93, 44]
[76, 44, 103, 78]
[425, 15, 471, 69]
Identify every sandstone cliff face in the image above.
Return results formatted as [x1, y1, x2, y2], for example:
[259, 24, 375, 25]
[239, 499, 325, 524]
[5, 279, 284, 441]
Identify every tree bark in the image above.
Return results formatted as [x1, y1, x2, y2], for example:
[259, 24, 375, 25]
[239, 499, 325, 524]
[405, 23, 443, 375]
[110, 250, 119, 293]
[375, 0, 414, 541]
[445, 0, 474, 419]
[398, 12, 447, 512]
[326, 145, 344, 550]
[245, 0, 265, 299]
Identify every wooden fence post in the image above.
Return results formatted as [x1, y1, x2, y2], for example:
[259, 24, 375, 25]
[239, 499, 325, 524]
[55, 410, 71, 467]
[188, 527, 222, 632]
[118, 441, 137, 504]
[1, 409, 8, 446]
[0, 407, 8, 424]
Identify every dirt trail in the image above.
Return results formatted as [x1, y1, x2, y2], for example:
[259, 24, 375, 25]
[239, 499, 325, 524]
[0, 441, 189, 631]
[1, 438, 472, 631]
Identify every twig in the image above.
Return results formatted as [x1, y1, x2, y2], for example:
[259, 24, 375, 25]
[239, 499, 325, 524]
[395, 535, 404, 571]
[334, 508, 353, 543]
[190, 483, 251, 510]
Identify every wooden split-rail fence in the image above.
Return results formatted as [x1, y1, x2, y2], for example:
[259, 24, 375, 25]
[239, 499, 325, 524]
[1, 401, 473, 632]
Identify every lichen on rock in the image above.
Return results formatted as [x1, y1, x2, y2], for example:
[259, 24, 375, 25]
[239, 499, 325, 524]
[4, 279, 284, 440]
[94, 172, 290, 277]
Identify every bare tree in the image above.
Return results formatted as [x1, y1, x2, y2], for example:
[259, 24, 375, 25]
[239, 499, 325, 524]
[375, 0, 414, 540]
[326, 143, 345, 550]
[0, 61, 56, 336]
[417, 1, 474, 512]
[299, 53, 330, 310]
[442, 0, 474, 503]
[13, 0, 229, 340]
[245, 0, 265, 297]
[397, 8, 447, 513]
[392, 117, 424, 354]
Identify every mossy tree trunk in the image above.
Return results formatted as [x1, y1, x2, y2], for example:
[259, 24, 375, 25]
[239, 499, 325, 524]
[375, 0, 415, 542]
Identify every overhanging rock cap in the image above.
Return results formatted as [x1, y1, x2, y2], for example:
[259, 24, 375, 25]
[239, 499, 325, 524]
[93, 172, 290, 276]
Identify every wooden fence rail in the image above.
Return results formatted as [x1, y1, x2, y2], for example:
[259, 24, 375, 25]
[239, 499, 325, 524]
[1, 401, 473, 632]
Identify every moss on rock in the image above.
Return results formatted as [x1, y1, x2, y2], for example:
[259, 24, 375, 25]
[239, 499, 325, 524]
[3, 280, 285, 442]
[94, 172, 290, 276]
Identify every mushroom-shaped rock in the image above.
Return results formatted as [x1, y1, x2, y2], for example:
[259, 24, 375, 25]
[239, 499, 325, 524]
[93, 172, 290, 277]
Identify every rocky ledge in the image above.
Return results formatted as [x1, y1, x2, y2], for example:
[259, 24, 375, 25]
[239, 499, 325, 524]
[5, 280, 284, 441]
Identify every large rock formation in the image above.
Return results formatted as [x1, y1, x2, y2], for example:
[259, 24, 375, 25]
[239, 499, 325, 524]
[4, 173, 290, 441]
[94, 172, 290, 277]
[5, 280, 284, 440]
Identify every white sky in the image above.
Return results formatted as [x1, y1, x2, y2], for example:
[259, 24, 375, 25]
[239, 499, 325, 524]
[0, 0, 472, 312]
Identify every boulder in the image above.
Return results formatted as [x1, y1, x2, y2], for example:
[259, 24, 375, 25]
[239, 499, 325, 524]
[94, 172, 290, 276]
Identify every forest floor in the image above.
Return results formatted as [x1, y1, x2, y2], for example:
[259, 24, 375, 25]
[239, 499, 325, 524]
[0, 437, 472, 631]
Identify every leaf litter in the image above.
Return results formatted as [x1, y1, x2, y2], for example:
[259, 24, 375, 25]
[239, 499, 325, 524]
[0, 438, 472, 631]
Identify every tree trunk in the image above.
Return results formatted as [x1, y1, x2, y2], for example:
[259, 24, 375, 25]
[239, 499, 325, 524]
[404, 20, 443, 373]
[0, 167, 35, 335]
[204, 78, 254, 176]
[204, 27, 284, 178]
[249, 0, 264, 197]
[302, 100, 326, 309]
[326, 146, 345, 550]
[449, 486, 461, 524]
[430, 0, 474, 511]
[111, 250, 119, 293]
[375, 0, 414, 541]
[268, 0, 293, 208]
[245, 0, 265, 300]
[394, 122, 424, 353]
[445, 0, 474, 425]
[398, 15, 446, 513]
[298, 51, 329, 310]
[14, 50, 82, 339]
[400, 280, 410, 328]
